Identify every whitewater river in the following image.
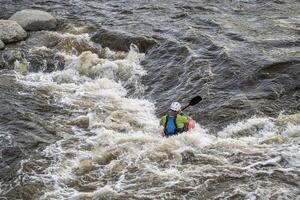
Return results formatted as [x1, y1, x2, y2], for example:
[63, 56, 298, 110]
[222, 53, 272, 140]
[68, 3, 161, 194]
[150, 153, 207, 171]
[0, 0, 299, 199]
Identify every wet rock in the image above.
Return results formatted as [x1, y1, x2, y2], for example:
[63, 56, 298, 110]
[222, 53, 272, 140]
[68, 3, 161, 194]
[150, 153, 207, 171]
[0, 49, 24, 70]
[26, 47, 65, 72]
[0, 20, 27, 43]
[9, 9, 57, 31]
[91, 28, 156, 52]
[0, 40, 4, 50]
[22, 31, 61, 48]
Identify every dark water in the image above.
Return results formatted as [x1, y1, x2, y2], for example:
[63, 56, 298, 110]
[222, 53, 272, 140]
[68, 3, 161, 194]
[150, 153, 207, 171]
[0, 0, 300, 199]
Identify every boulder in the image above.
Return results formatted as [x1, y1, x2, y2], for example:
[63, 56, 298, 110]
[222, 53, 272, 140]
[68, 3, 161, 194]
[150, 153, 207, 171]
[91, 28, 156, 52]
[9, 9, 57, 31]
[0, 40, 4, 49]
[0, 20, 27, 43]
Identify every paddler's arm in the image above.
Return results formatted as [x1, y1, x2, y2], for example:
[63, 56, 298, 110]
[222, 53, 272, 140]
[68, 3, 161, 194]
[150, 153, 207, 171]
[178, 112, 191, 122]
[175, 114, 189, 129]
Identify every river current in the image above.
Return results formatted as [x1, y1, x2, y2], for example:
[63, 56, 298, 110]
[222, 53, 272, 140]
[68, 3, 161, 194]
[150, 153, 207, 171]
[0, 0, 299, 199]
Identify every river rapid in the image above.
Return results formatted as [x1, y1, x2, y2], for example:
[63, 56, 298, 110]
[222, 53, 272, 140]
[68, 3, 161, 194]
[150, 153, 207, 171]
[0, 0, 300, 199]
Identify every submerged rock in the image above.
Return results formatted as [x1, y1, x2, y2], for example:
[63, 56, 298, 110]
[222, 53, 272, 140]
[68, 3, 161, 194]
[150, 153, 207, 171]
[27, 47, 65, 73]
[0, 49, 24, 70]
[91, 28, 156, 52]
[0, 40, 4, 49]
[0, 20, 27, 43]
[10, 9, 57, 31]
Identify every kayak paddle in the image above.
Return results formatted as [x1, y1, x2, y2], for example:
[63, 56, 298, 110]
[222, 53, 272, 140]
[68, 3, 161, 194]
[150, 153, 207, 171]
[181, 96, 202, 111]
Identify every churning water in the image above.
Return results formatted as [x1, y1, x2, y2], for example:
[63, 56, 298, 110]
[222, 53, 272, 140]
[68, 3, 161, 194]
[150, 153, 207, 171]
[0, 0, 299, 199]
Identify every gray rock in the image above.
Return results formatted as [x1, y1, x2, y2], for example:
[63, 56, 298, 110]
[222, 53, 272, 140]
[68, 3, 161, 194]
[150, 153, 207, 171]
[9, 9, 57, 31]
[91, 28, 156, 52]
[0, 20, 27, 43]
[0, 40, 4, 50]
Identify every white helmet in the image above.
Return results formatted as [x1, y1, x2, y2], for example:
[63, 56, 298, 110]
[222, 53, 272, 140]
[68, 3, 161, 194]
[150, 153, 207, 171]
[170, 102, 181, 112]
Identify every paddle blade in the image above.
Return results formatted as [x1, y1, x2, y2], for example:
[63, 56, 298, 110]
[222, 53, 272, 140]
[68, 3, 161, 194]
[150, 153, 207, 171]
[189, 96, 202, 106]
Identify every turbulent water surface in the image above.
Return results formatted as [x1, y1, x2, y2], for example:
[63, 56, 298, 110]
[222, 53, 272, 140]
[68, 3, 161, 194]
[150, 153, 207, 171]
[0, 0, 300, 199]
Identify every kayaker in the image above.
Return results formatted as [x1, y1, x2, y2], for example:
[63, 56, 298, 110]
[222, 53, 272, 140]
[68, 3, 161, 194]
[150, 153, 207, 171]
[160, 102, 191, 137]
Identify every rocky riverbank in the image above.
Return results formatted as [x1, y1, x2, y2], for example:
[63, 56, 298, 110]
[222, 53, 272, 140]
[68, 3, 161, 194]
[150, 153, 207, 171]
[0, 9, 57, 50]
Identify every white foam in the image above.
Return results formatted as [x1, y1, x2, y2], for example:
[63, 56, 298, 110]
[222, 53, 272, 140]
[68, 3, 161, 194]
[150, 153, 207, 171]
[12, 32, 300, 199]
[217, 117, 279, 144]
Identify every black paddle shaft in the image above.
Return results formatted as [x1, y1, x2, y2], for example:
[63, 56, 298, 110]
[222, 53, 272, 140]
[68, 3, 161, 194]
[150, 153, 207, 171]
[181, 96, 202, 111]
